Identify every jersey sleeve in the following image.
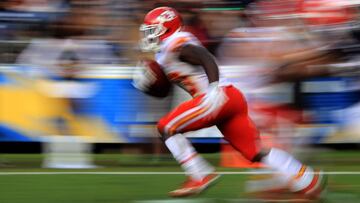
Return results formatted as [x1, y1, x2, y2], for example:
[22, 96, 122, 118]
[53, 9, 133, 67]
[166, 36, 192, 52]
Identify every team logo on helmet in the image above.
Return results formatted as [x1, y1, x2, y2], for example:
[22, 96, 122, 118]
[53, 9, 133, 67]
[157, 10, 176, 23]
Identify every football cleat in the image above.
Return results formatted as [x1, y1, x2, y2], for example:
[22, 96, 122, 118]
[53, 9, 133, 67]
[169, 174, 221, 197]
[245, 171, 291, 199]
[246, 169, 328, 201]
[296, 170, 328, 200]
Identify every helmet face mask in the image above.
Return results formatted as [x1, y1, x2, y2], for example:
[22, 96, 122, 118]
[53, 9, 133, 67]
[139, 7, 182, 52]
[139, 23, 166, 52]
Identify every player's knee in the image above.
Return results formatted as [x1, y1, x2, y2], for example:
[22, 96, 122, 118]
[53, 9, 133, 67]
[157, 118, 166, 135]
[157, 118, 172, 141]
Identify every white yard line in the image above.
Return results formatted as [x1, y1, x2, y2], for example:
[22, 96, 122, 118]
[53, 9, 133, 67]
[135, 198, 312, 203]
[0, 171, 359, 175]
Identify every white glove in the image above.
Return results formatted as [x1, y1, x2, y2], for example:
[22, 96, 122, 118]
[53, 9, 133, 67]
[202, 82, 228, 114]
[132, 61, 157, 91]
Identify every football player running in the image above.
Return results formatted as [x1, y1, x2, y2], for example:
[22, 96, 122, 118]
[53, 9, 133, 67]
[133, 7, 326, 198]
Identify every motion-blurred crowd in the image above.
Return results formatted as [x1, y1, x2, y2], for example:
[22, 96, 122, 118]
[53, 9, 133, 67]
[0, 0, 256, 65]
[1, 0, 360, 144]
[2, 0, 359, 76]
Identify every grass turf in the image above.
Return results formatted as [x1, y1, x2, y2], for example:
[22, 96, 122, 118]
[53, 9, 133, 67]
[0, 151, 359, 203]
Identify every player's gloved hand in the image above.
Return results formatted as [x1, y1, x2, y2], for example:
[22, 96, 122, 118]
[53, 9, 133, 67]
[132, 61, 157, 91]
[202, 82, 228, 113]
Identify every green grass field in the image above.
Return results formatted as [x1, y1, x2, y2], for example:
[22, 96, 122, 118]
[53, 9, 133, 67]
[0, 150, 359, 203]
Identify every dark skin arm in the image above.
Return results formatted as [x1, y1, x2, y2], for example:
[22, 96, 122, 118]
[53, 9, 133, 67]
[178, 44, 219, 84]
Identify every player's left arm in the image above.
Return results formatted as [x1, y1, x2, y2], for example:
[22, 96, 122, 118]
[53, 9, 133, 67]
[178, 44, 227, 109]
[178, 44, 219, 84]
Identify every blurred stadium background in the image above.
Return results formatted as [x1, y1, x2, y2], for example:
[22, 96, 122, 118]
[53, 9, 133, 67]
[0, 0, 360, 202]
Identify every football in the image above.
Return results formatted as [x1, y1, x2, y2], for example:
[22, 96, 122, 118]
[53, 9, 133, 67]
[140, 59, 172, 98]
